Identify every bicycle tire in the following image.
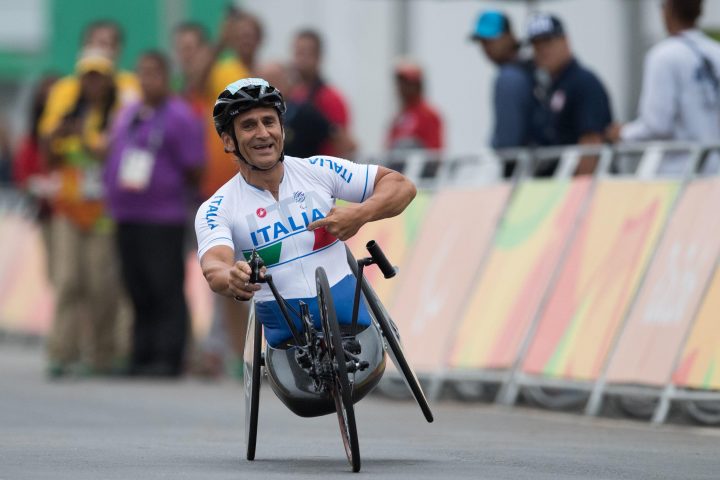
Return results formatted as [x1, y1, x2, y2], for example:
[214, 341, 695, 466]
[613, 395, 657, 420]
[523, 386, 589, 411]
[685, 400, 720, 425]
[244, 308, 262, 460]
[316, 267, 361, 472]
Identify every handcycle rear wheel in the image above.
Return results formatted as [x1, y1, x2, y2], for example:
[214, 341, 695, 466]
[243, 305, 263, 460]
[316, 267, 361, 473]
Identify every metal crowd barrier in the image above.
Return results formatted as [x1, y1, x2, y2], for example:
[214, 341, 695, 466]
[364, 141, 720, 187]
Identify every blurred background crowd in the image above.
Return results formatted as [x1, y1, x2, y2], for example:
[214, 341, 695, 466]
[0, 0, 718, 380]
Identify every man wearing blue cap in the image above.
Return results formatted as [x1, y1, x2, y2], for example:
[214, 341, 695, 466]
[471, 10, 534, 157]
[526, 12, 612, 175]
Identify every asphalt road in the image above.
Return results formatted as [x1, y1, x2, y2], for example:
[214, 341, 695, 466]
[1, 343, 719, 480]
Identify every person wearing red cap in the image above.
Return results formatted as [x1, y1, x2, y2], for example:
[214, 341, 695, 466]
[386, 60, 444, 152]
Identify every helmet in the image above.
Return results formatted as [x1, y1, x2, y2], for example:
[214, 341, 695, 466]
[213, 77, 286, 136]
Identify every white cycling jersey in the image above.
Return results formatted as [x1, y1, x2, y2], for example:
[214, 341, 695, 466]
[195, 155, 378, 302]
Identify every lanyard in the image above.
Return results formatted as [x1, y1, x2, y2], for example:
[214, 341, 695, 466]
[127, 103, 167, 154]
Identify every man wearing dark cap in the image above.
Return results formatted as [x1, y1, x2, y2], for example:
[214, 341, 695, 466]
[527, 13, 613, 175]
[471, 10, 533, 151]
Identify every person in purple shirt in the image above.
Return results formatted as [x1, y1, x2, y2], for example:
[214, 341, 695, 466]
[104, 51, 205, 377]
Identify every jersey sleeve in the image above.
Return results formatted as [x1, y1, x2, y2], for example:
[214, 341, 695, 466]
[305, 156, 378, 203]
[195, 193, 235, 261]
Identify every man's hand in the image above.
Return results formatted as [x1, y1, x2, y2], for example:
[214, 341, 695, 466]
[307, 205, 367, 241]
[605, 123, 622, 143]
[228, 260, 263, 301]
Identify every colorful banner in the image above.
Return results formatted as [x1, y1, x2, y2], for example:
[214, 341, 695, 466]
[0, 215, 53, 334]
[0, 213, 212, 338]
[450, 178, 592, 370]
[390, 185, 511, 373]
[606, 178, 720, 386]
[344, 191, 431, 308]
[521, 181, 678, 381]
[673, 266, 720, 390]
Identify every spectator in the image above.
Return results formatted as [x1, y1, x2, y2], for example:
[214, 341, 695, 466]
[172, 22, 211, 113]
[224, 8, 263, 75]
[42, 49, 124, 378]
[290, 29, 356, 158]
[104, 51, 205, 377]
[470, 9, 533, 150]
[172, 12, 263, 379]
[12, 74, 59, 275]
[12, 75, 59, 190]
[185, 10, 263, 200]
[0, 119, 11, 185]
[39, 20, 139, 139]
[606, 0, 720, 175]
[257, 61, 353, 159]
[527, 13, 613, 176]
[386, 59, 443, 152]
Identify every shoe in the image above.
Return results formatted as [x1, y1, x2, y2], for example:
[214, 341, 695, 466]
[46, 362, 67, 379]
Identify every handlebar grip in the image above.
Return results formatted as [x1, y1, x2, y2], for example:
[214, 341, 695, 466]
[248, 250, 265, 283]
[366, 240, 396, 279]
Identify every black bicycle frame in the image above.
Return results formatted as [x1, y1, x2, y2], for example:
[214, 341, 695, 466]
[248, 250, 305, 347]
[249, 240, 396, 342]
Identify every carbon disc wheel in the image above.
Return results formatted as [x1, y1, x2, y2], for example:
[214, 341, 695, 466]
[316, 267, 361, 472]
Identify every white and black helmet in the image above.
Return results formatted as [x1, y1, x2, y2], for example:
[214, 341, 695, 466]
[212, 77, 286, 136]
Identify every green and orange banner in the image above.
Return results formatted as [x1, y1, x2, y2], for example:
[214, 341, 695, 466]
[390, 185, 512, 373]
[0, 215, 53, 334]
[344, 191, 431, 308]
[451, 178, 592, 370]
[605, 178, 720, 386]
[521, 181, 678, 381]
[673, 266, 720, 390]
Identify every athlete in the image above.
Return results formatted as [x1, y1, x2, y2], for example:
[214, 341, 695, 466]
[195, 78, 416, 347]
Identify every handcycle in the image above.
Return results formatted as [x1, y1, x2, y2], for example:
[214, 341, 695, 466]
[243, 240, 434, 472]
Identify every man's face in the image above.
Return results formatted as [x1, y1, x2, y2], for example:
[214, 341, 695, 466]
[396, 76, 421, 103]
[228, 17, 261, 61]
[80, 71, 113, 103]
[477, 33, 513, 65]
[137, 57, 168, 101]
[293, 36, 320, 79]
[224, 107, 284, 169]
[174, 30, 203, 73]
[86, 26, 120, 61]
[531, 36, 569, 75]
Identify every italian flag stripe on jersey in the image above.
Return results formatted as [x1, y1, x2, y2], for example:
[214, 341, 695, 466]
[244, 242, 282, 266]
[312, 227, 337, 251]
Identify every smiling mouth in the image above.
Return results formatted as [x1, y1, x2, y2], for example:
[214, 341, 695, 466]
[252, 143, 273, 152]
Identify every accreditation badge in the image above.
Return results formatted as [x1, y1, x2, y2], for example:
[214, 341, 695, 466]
[82, 163, 105, 200]
[118, 147, 156, 191]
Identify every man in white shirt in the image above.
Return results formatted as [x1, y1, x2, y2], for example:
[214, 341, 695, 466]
[196, 78, 416, 347]
[607, 0, 720, 175]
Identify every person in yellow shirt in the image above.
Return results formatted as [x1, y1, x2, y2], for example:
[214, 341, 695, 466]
[42, 48, 131, 378]
[39, 20, 139, 140]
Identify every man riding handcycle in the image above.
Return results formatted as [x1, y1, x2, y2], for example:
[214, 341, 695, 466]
[195, 78, 433, 472]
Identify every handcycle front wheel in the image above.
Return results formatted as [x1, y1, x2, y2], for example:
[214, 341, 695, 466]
[316, 267, 361, 473]
[345, 246, 433, 423]
[243, 304, 263, 460]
